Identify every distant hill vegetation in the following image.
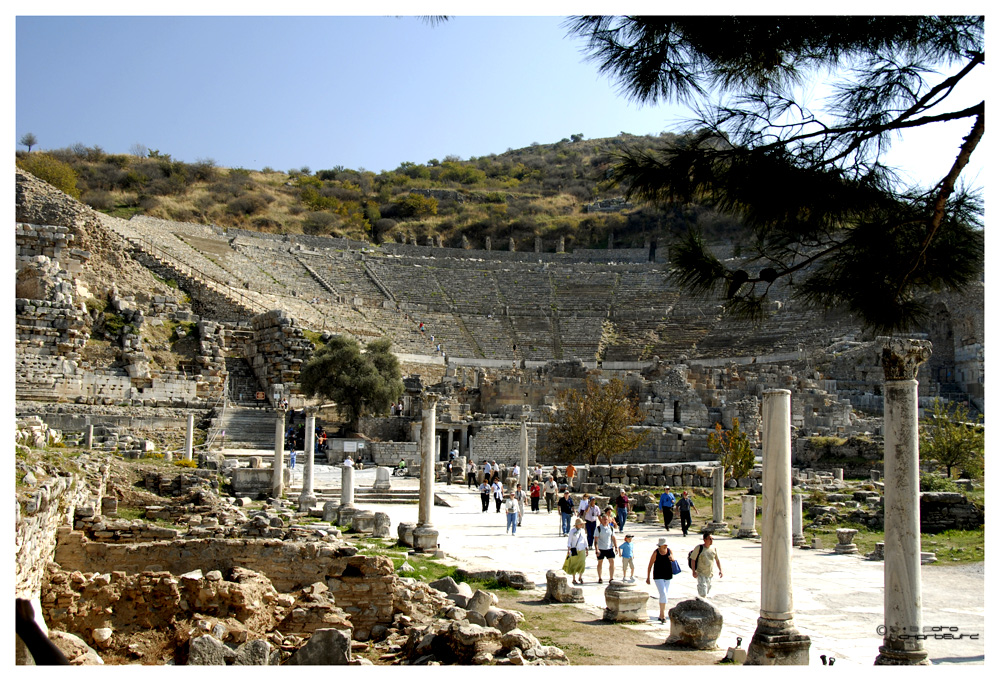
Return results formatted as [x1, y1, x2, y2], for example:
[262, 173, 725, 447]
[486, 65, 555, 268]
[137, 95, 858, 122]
[14, 133, 744, 251]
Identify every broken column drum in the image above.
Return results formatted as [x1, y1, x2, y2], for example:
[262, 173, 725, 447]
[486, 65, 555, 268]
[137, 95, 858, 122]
[745, 389, 811, 665]
[875, 338, 932, 666]
[791, 494, 805, 547]
[737, 495, 759, 539]
[412, 393, 440, 552]
[703, 466, 729, 534]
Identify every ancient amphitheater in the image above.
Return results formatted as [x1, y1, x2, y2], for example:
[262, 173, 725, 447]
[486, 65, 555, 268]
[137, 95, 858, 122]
[13, 168, 985, 666]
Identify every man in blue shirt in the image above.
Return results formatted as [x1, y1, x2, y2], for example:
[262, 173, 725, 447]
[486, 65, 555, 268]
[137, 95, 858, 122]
[659, 486, 676, 532]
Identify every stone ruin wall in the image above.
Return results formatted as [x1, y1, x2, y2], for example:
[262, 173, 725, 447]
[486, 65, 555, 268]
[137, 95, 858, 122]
[244, 310, 315, 404]
[51, 535, 396, 633]
[15, 456, 110, 599]
[468, 424, 537, 467]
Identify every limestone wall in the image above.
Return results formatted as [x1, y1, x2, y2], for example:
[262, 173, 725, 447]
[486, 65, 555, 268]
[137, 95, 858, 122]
[368, 441, 420, 468]
[919, 492, 984, 532]
[469, 424, 536, 466]
[245, 310, 314, 403]
[52, 533, 387, 593]
[15, 456, 109, 599]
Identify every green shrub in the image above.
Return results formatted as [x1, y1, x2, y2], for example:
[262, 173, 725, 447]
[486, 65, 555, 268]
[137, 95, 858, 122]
[919, 472, 959, 493]
[17, 153, 81, 198]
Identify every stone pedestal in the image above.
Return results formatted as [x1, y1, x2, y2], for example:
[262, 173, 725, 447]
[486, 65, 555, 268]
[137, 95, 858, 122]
[791, 493, 805, 547]
[184, 413, 194, 460]
[374, 466, 392, 492]
[373, 512, 391, 537]
[811, 537, 823, 550]
[703, 467, 729, 534]
[352, 510, 375, 534]
[398, 521, 416, 547]
[875, 338, 932, 666]
[322, 501, 338, 523]
[737, 495, 759, 538]
[746, 389, 810, 665]
[272, 411, 286, 499]
[833, 468, 844, 481]
[603, 581, 649, 622]
[665, 598, 723, 649]
[835, 528, 859, 554]
[298, 412, 317, 512]
[544, 570, 584, 603]
[411, 525, 439, 552]
[871, 469, 881, 482]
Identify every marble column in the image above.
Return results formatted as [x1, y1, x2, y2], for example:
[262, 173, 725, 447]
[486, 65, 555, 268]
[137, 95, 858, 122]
[703, 467, 729, 533]
[413, 393, 440, 551]
[184, 413, 194, 461]
[737, 495, 758, 538]
[272, 410, 285, 499]
[791, 493, 805, 547]
[746, 389, 811, 665]
[519, 416, 529, 489]
[85, 424, 93, 450]
[298, 412, 317, 512]
[875, 338, 932, 666]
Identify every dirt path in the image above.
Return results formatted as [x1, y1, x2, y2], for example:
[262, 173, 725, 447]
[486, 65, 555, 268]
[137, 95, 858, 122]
[495, 589, 725, 666]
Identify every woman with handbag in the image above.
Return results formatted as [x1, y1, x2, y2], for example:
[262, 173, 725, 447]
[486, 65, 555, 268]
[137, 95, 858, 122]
[645, 537, 679, 623]
[563, 518, 589, 584]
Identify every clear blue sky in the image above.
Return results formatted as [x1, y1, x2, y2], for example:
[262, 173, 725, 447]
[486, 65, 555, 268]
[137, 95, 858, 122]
[14, 10, 985, 191]
[15, 15, 692, 173]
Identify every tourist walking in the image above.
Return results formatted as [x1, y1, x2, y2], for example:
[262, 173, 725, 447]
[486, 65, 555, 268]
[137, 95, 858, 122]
[692, 532, 724, 597]
[566, 462, 576, 490]
[620, 534, 636, 581]
[515, 484, 526, 526]
[544, 477, 559, 513]
[483, 460, 492, 480]
[492, 479, 504, 512]
[467, 460, 477, 488]
[557, 490, 575, 535]
[563, 518, 588, 584]
[677, 490, 697, 537]
[593, 513, 618, 584]
[479, 480, 491, 512]
[659, 486, 676, 532]
[583, 497, 601, 548]
[646, 537, 676, 623]
[529, 481, 541, 512]
[504, 492, 519, 535]
[577, 492, 591, 517]
[614, 487, 630, 531]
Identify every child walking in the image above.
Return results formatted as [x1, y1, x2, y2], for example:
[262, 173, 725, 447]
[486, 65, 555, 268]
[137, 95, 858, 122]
[620, 534, 636, 581]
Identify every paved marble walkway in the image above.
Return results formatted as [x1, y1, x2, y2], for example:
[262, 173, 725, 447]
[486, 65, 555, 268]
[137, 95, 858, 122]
[352, 479, 984, 666]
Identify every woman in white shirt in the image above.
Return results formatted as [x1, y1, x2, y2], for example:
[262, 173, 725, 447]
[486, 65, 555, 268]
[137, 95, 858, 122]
[563, 518, 589, 584]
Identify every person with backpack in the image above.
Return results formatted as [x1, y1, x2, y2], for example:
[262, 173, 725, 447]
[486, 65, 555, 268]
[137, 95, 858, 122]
[514, 484, 527, 526]
[691, 531, 724, 597]
[659, 486, 676, 532]
[646, 537, 676, 623]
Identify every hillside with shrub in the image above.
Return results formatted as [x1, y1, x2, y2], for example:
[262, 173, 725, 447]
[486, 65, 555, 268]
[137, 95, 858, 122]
[15, 133, 743, 252]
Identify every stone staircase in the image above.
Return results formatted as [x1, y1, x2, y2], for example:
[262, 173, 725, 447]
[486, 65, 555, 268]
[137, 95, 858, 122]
[225, 357, 264, 406]
[208, 406, 279, 449]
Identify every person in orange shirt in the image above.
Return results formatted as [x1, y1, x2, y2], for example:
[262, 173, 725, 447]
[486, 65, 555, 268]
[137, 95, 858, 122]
[566, 463, 576, 490]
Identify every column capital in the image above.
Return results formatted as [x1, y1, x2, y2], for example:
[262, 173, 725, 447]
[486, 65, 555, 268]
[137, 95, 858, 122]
[877, 337, 932, 380]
